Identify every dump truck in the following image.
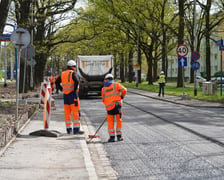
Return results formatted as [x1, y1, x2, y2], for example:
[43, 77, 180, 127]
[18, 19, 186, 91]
[76, 55, 113, 97]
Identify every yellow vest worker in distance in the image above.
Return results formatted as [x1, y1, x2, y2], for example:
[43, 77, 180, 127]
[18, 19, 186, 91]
[55, 60, 84, 135]
[101, 74, 127, 142]
[158, 71, 166, 97]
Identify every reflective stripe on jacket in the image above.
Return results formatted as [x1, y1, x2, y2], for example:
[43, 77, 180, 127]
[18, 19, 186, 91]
[158, 74, 166, 84]
[61, 70, 75, 94]
[102, 82, 127, 111]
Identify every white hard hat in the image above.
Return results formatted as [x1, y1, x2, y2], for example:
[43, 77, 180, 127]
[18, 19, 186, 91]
[105, 73, 113, 79]
[67, 60, 76, 67]
[160, 71, 164, 74]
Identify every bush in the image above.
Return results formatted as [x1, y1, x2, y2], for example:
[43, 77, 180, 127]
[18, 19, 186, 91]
[214, 71, 223, 77]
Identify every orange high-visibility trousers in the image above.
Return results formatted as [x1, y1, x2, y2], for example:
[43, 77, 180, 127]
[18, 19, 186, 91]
[106, 112, 122, 137]
[64, 104, 80, 128]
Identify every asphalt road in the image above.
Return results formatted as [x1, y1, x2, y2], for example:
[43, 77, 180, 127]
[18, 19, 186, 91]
[81, 92, 224, 180]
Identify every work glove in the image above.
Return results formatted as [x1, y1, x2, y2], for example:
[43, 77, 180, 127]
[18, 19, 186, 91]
[74, 99, 78, 106]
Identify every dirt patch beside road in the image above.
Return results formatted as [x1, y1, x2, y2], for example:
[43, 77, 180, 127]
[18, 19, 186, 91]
[0, 82, 39, 147]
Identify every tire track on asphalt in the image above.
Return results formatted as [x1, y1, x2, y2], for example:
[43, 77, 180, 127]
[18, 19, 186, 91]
[124, 98, 224, 148]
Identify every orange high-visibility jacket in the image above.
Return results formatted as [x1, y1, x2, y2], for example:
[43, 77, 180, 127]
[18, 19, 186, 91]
[61, 70, 75, 95]
[101, 82, 127, 111]
[50, 75, 55, 89]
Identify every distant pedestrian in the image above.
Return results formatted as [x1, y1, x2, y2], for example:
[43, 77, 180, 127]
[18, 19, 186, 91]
[55, 75, 60, 94]
[101, 74, 127, 142]
[55, 60, 84, 135]
[50, 74, 55, 94]
[158, 71, 166, 97]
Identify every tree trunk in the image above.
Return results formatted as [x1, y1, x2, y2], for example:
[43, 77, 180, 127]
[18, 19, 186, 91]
[34, 53, 47, 88]
[177, 0, 185, 87]
[205, 0, 211, 81]
[128, 49, 134, 82]
[120, 53, 125, 83]
[145, 46, 153, 85]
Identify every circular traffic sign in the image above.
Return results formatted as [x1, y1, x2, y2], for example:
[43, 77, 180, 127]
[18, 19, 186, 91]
[191, 61, 200, 70]
[10, 28, 30, 49]
[191, 51, 200, 61]
[176, 44, 188, 57]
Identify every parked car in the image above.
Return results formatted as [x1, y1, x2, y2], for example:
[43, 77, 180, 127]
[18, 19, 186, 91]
[216, 77, 224, 84]
[196, 76, 206, 87]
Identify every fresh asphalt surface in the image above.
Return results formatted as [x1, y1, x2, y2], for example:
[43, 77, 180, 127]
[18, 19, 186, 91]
[0, 88, 223, 179]
[81, 89, 224, 180]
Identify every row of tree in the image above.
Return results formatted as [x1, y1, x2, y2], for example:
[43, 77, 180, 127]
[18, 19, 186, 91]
[1, 0, 224, 92]
[51, 0, 224, 87]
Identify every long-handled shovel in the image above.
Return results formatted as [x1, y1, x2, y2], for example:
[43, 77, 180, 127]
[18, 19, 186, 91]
[88, 117, 107, 141]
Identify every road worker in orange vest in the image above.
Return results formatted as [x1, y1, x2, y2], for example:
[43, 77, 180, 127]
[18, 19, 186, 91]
[55, 60, 84, 135]
[50, 74, 55, 93]
[101, 74, 127, 142]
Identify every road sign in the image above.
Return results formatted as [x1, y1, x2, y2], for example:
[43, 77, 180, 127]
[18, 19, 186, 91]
[191, 61, 200, 70]
[21, 44, 35, 59]
[10, 28, 30, 49]
[1, 34, 11, 41]
[178, 57, 187, 67]
[176, 44, 188, 57]
[191, 51, 200, 61]
[220, 45, 224, 51]
[216, 39, 223, 46]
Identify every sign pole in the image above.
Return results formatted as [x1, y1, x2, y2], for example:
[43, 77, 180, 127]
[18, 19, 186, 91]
[194, 70, 197, 96]
[15, 45, 21, 133]
[182, 63, 185, 96]
[4, 42, 7, 87]
[177, 45, 188, 99]
[220, 50, 223, 96]
[191, 51, 200, 96]
[10, 28, 30, 134]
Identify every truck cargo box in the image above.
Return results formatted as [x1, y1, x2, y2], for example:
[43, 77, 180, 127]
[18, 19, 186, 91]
[76, 55, 113, 97]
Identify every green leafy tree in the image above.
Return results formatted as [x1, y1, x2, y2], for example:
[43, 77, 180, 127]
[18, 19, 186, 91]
[0, 0, 11, 36]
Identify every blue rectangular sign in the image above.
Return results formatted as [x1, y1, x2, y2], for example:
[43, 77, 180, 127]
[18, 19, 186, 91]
[0, 34, 11, 41]
[216, 39, 223, 46]
[220, 45, 224, 51]
[178, 57, 187, 67]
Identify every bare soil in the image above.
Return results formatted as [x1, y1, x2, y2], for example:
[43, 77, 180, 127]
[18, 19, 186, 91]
[0, 82, 39, 129]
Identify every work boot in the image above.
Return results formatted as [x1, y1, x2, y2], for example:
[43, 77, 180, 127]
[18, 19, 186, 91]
[108, 136, 115, 143]
[117, 135, 123, 141]
[73, 130, 84, 135]
[73, 128, 84, 135]
[66, 128, 72, 134]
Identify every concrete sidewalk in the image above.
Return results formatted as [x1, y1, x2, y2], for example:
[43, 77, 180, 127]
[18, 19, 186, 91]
[0, 99, 114, 180]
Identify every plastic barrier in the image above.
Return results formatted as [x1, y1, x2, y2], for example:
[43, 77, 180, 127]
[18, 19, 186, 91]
[40, 82, 51, 129]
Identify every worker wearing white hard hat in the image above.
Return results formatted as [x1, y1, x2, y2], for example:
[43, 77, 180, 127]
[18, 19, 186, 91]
[104, 73, 114, 80]
[158, 70, 166, 97]
[102, 73, 127, 142]
[67, 60, 76, 67]
[55, 59, 84, 135]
